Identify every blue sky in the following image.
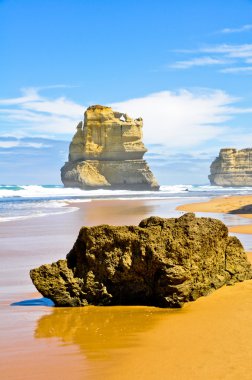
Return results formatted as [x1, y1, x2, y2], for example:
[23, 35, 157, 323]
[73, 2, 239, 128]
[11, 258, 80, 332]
[1, 0, 252, 185]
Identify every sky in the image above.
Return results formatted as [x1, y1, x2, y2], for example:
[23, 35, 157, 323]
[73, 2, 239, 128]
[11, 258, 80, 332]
[1, 0, 252, 185]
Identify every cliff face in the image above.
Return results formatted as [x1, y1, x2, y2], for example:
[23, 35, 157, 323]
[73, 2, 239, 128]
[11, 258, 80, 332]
[61, 105, 159, 190]
[30, 213, 252, 308]
[209, 148, 252, 186]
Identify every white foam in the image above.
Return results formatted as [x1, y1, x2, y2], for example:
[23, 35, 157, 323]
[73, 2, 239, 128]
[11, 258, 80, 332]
[0, 205, 78, 223]
[1, 184, 252, 223]
[1, 184, 252, 199]
[0, 185, 90, 198]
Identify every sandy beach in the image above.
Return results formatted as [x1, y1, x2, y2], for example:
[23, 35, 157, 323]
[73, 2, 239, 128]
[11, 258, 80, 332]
[177, 195, 252, 237]
[1, 197, 252, 380]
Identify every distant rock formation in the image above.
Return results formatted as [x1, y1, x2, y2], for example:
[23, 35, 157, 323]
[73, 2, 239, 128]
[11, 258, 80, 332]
[61, 105, 159, 190]
[30, 213, 252, 308]
[209, 148, 252, 186]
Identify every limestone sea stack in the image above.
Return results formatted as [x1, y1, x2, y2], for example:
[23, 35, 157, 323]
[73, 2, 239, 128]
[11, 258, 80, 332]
[30, 213, 252, 308]
[61, 105, 159, 190]
[209, 148, 252, 186]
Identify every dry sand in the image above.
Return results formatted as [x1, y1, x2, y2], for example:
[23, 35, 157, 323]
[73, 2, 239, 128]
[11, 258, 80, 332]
[1, 197, 252, 380]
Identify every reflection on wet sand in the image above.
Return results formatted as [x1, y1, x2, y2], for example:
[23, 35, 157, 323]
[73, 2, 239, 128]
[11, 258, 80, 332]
[34, 280, 252, 380]
[35, 306, 181, 360]
[71, 199, 180, 226]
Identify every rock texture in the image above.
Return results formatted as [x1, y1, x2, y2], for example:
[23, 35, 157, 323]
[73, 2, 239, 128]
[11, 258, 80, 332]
[209, 148, 252, 186]
[61, 105, 159, 190]
[30, 213, 252, 308]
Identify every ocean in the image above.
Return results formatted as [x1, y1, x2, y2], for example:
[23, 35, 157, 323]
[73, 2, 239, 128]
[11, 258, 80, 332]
[0, 183, 252, 222]
[2, 183, 252, 250]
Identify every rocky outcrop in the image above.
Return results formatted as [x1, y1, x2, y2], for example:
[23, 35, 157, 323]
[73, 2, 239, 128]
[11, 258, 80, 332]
[209, 148, 252, 186]
[30, 213, 252, 308]
[61, 105, 159, 190]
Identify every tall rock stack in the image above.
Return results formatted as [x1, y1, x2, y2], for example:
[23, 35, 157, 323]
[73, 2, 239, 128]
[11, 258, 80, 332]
[209, 148, 252, 186]
[61, 105, 159, 190]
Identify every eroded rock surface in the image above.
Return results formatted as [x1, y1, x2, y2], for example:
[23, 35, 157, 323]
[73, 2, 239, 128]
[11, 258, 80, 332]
[61, 105, 159, 190]
[209, 148, 252, 186]
[30, 213, 252, 308]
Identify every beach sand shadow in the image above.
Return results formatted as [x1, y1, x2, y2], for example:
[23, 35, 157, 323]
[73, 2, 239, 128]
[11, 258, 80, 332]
[11, 297, 54, 306]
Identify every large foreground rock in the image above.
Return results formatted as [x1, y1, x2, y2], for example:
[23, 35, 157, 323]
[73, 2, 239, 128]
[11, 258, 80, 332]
[209, 148, 252, 186]
[61, 105, 159, 190]
[30, 213, 252, 308]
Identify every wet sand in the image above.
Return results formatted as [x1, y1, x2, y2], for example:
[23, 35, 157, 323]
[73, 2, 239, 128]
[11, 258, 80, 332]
[1, 197, 252, 379]
[177, 195, 252, 235]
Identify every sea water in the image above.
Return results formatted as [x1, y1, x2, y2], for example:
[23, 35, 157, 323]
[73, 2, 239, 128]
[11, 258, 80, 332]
[0, 183, 251, 222]
[1, 183, 252, 250]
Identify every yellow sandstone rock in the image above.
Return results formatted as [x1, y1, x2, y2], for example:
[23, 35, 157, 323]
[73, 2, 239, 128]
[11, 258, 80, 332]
[209, 148, 252, 186]
[61, 105, 159, 190]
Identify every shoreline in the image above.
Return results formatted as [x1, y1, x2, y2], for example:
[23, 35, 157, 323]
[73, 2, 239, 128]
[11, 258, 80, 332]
[1, 195, 252, 379]
[176, 194, 252, 236]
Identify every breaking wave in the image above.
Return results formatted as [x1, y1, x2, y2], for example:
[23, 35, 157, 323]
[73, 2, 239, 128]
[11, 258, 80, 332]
[0, 184, 251, 222]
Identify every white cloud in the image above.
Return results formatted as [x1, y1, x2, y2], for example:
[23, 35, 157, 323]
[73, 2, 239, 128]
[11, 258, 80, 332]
[0, 141, 20, 148]
[0, 87, 84, 135]
[110, 90, 239, 149]
[220, 25, 252, 34]
[220, 66, 252, 74]
[1, 87, 252, 154]
[217, 132, 252, 148]
[24, 142, 52, 148]
[170, 44, 252, 74]
[0, 139, 51, 149]
[0, 88, 40, 106]
[200, 44, 252, 58]
[170, 57, 229, 69]
[0, 85, 79, 106]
